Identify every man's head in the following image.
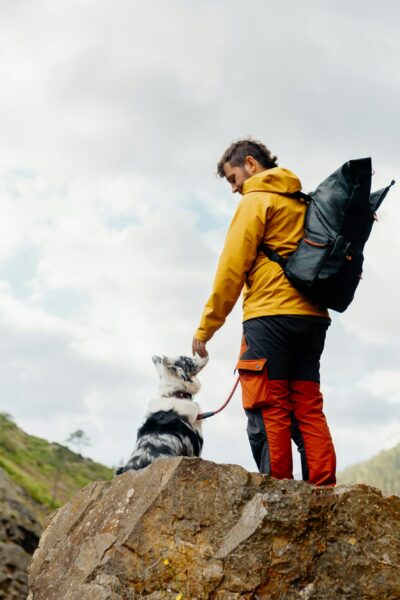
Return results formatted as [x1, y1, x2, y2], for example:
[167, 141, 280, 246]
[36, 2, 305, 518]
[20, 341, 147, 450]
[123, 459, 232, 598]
[217, 138, 278, 194]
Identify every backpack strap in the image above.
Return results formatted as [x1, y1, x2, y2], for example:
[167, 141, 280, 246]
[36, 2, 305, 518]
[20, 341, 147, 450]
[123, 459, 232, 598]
[369, 179, 395, 212]
[258, 243, 288, 269]
[297, 191, 312, 203]
[257, 190, 309, 269]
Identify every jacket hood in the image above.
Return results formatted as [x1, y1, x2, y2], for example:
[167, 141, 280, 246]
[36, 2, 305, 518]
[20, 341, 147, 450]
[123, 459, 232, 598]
[242, 167, 301, 196]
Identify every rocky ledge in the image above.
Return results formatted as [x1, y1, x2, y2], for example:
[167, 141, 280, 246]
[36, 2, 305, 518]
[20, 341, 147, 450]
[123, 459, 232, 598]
[28, 457, 400, 600]
[0, 467, 43, 599]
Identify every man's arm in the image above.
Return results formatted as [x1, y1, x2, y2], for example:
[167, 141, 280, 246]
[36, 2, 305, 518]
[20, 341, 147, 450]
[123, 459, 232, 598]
[193, 193, 270, 353]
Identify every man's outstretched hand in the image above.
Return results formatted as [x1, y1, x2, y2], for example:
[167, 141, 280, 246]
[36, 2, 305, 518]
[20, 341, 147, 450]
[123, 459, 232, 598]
[192, 337, 208, 358]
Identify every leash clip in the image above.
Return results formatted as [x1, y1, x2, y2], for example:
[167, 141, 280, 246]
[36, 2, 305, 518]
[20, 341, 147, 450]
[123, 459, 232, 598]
[197, 411, 215, 420]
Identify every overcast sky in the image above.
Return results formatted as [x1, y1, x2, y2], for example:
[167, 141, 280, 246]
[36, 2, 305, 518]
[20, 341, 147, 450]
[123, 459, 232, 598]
[0, 0, 399, 475]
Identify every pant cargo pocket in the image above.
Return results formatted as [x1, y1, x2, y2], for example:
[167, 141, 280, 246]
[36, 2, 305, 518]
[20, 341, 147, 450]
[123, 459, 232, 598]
[237, 358, 269, 410]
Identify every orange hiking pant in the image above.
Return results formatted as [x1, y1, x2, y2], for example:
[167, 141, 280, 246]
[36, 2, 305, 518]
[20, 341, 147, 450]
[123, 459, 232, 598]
[237, 315, 336, 486]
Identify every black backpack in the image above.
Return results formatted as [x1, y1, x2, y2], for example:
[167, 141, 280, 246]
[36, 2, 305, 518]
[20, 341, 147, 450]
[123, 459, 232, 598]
[259, 158, 395, 312]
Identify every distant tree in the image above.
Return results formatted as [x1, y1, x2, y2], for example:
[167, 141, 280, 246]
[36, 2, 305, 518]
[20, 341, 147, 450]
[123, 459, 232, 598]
[51, 444, 69, 507]
[0, 412, 16, 425]
[66, 429, 91, 455]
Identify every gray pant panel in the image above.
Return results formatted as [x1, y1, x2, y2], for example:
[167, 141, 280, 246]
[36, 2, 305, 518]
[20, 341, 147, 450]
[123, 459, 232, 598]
[246, 408, 309, 479]
[245, 409, 270, 475]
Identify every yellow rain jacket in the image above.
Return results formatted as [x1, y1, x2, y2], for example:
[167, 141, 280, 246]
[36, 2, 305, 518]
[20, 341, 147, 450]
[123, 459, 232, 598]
[195, 167, 329, 342]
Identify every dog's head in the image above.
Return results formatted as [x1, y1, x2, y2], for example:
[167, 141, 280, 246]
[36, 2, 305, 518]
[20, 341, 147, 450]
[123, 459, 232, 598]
[152, 354, 208, 396]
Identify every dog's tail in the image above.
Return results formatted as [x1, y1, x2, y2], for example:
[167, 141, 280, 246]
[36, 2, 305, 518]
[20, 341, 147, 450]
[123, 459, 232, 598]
[115, 465, 126, 476]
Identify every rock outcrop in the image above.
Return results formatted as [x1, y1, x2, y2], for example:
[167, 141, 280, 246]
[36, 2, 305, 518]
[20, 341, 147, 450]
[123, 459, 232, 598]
[0, 467, 43, 599]
[28, 457, 400, 600]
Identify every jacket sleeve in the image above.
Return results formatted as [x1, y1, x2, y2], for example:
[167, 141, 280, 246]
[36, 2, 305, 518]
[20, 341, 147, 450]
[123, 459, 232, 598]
[195, 193, 272, 342]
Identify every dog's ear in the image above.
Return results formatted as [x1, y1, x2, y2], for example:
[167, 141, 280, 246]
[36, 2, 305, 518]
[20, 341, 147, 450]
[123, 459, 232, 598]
[161, 356, 173, 368]
[192, 355, 209, 374]
[152, 355, 164, 376]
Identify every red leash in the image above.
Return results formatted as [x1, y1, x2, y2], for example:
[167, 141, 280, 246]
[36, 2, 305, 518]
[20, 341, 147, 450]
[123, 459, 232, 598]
[197, 376, 240, 420]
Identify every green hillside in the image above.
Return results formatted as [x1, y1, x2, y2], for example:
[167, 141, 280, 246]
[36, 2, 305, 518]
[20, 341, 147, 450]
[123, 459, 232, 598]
[337, 443, 400, 496]
[0, 412, 113, 518]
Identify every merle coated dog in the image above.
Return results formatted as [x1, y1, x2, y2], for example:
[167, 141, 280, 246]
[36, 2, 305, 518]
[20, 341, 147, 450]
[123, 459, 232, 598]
[116, 354, 208, 473]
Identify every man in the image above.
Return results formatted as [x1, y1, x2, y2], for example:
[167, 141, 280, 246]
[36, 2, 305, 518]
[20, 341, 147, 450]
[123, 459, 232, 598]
[192, 139, 336, 485]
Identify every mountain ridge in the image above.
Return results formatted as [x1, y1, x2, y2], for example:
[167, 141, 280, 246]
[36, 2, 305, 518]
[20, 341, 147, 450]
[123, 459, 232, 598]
[0, 411, 113, 598]
[337, 441, 400, 496]
[0, 412, 113, 517]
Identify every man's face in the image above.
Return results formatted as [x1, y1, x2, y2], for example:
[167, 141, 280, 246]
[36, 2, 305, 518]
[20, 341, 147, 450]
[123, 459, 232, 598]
[223, 161, 253, 195]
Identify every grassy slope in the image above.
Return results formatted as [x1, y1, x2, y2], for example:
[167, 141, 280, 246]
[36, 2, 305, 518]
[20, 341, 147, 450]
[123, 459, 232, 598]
[2, 410, 399, 510]
[337, 442, 400, 496]
[0, 413, 113, 513]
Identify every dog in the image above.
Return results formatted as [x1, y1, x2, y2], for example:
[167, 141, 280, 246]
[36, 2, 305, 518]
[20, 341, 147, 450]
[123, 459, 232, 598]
[116, 354, 208, 473]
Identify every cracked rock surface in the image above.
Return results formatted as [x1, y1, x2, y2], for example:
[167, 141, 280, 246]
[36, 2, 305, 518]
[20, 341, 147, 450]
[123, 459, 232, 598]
[28, 457, 400, 599]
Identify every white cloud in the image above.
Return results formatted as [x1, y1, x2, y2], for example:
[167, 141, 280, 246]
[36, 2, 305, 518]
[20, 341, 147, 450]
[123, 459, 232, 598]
[359, 369, 400, 405]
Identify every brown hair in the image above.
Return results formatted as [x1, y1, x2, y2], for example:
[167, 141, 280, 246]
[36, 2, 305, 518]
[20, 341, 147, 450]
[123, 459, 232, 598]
[217, 138, 278, 177]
